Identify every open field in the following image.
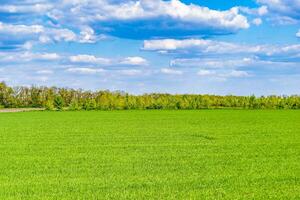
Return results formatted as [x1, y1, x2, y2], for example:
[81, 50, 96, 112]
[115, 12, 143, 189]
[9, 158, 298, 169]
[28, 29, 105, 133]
[0, 110, 299, 199]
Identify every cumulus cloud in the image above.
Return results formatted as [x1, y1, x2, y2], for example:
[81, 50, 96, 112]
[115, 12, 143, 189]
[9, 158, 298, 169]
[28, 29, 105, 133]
[118, 69, 143, 76]
[171, 58, 254, 69]
[0, 21, 103, 49]
[257, 0, 300, 23]
[66, 67, 145, 76]
[143, 38, 300, 60]
[36, 70, 54, 75]
[69, 55, 111, 65]
[239, 6, 268, 16]
[0, 22, 77, 43]
[252, 18, 262, 25]
[297, 30, 300, 38]
[66, 67, 105, 75]
[161, 68, 183, 75]
[171, 56, 300, 84]
[224, 70, 250, 78]
[120, 57, 148, 66]
[197, 69, 216, 76]
[143, 38, 250, 53]
[257, 0, 300, 16]
[45, 0, 249, 38]
[0, 22, 44, 35]
[78, 26, 106, 43]
[0, 52, 61, 62]
[69, 54, 148, 66]
[0, 51, 149, 70]
[0, 0, 250, 41]
[0, 22, 71, 49]
[198, 69, 250, 79]
[0, 3, 53, 14]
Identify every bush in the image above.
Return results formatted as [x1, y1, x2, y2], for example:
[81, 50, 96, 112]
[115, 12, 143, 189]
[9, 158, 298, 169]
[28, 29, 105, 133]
[82, 99, 97, 110]
[45, 100, 54, 111]
[69, 99, 81, 111]
[54, 96, 64, 111]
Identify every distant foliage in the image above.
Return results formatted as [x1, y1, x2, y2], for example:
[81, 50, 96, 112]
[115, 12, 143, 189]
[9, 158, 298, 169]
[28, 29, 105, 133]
[54, 96, 64, 111]
[45, 100, 54, 111]
[1, 82, 300, 110]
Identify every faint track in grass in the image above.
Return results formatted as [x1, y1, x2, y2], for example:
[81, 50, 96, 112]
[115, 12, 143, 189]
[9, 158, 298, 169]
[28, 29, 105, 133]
[0, 108, 45, 113]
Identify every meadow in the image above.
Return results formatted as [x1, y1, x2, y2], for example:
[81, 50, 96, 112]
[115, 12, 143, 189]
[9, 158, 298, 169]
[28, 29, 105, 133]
[0, 110, 299, 199]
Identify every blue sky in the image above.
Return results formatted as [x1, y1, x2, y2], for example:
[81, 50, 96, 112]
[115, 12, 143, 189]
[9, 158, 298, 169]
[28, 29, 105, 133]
[0, 0, 300, 95]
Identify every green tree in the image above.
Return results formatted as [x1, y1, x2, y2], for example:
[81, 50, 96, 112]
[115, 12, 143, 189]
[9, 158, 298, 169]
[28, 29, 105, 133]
[69, 99, 81, 111]
[54, 96, 64, 111]
[45, 100, 54, 111]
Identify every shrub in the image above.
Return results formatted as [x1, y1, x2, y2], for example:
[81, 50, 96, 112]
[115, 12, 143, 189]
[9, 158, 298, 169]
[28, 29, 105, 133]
[82, 99, 97, 110]
[69, 99, 81, 111]
[45, 100, 54, 111]
[54, 96, 64, 111]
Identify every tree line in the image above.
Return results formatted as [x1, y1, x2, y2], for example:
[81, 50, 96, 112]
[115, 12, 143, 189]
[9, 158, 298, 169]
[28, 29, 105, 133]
[1, 82, 300, 110]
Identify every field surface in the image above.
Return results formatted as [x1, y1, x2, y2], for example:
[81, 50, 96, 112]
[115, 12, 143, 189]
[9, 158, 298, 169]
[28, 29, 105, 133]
[0, 110, 299, 199]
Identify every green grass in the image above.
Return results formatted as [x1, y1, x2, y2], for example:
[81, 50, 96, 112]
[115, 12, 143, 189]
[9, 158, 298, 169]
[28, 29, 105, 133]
[0, 110, 299, 199]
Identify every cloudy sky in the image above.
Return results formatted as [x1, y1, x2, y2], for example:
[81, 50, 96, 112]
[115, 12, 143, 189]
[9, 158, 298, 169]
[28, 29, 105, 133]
[0, 0, 300, 95]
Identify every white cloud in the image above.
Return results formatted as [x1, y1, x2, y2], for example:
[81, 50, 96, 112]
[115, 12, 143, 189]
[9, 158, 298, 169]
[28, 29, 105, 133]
[197, 70, 216, 76]
[66, 67, 105, 74]
[0, 52, 61, 62]
[69, 55, 148, 66]
[257, 0, 300, 22]
[112, 0, 248, 29]
[143, 39, 248, 53]
[0, 22, 100, 48]
[78, 26, 102, 43]
[172, 57, 254, 69]
[0, 22, 76, 45]
[171, 57, 300, 73]
[0, 0, 251, 41]
[119, 69, 143, 76]
[120, 57, 148, 66]
[0, 22, 44, 35]
[0, 51, 150, 70]
[257, 0, 300, 14]
[32, 76, 50, 82]
[197, 69, 250, 79]
[224, 70, 250, 78]
[37, 53, 61, 61]
[50, 28, 77, 42]
[47, 0, 249, 38]
[36, 70, 54, 75]
[161, 68, 183, 75]
[143, 38, 300, 59]
[267, 15, 298, 25]
[297, 30, 300, 38]
[258, 6, 269, 16]
[239, 6, 268, 16]
[0, 3, 53, 13]
[22, 41, 35, 50]
[69, 54, 111, 65]
[252, 18, 262, 25]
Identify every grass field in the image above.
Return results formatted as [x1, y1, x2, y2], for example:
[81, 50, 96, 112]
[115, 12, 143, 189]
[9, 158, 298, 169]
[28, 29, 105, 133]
[0, 110, 299, 199]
